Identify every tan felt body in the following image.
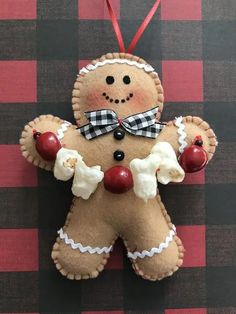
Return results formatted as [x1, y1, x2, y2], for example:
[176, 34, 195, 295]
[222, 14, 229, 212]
[20, 52, 217, 281]
[20, 114, 216, 280]
[53, 190, 183, 281]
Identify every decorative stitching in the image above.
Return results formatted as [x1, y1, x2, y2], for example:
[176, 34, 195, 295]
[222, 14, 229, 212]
[57, 121, 71, 140]
[127, 225, 176, 260]
[78, 58, 157, 76]
[58, 228, 113, 254]
[175, 116, 187, 153]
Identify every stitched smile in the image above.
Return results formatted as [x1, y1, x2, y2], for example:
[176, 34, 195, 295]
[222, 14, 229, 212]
[102, 92, 133, 104]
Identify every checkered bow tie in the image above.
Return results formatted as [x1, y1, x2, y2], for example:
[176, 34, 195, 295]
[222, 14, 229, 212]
[78, 106, 165, 140]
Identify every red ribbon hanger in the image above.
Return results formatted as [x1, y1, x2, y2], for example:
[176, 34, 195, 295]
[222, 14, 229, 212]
[105, 0, 161, 54]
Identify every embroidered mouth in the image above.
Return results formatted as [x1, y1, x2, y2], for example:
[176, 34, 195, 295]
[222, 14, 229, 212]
[102, 92, 133, 104]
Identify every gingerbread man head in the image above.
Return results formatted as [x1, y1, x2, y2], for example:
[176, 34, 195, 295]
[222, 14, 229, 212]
[72, 53, 164, 126]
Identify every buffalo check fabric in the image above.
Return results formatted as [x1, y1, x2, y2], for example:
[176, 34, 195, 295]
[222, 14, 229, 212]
[0, 0, 236, 313]
[79, 107, 165, 139]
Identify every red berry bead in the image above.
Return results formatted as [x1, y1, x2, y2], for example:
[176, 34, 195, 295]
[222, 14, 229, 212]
[104, 166, 133, 194]
[35, 131, 61, 161]
[179, 145, 208, 173]
[33, 131, 41, 140]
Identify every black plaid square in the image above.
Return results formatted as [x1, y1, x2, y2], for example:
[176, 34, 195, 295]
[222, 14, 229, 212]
[78, 20, 119, 59]
[37, 60, 77, 102]
[0, 188, 38, 228]
[39, 229, 58, 271]
[206, 225, 236, 267]
[204, 61, 236, 102]
[39, 270, 82, 312]
[0, 21, 36, 59]
[37, 20, 78, 60]
[203, 21, 236, 60]
[206, 184, 236, 225]
[208, 307, 236, 314]
[202, 0, 236, 20]
[0, 103, 36, 144]
[81, 270, 123, 311]
[37, 101, 75, 122]
[206, 142, 236, 184]
[161, 21, 202, 60]
[165, 268, 206, 309]
[160, 184, 205, 225]
[204, 102, 236, 142]
[206, 267, 236, 307]
[38, 178, 72, 229]
[0, 272, 38, 312]
[120, 20, 162, 60]
[121, 0, 161, 20]
[162, 102, 204, 122]
[123, 269, 165, 311]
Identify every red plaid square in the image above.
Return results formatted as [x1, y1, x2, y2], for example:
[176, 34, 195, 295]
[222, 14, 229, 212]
[177, 225, 206, 267]
[161, 0, 202, 20]
[78, 0, 120, 20]
[0, 61, 37, 103]
[181, 169, 205, 185]
[0, 0, 36, 19]
[162, 61, 203, 102]
[105, 239, 124, 269]
[165, 309, 207, 314]
[78, 60, 91, 71]
[0, 229, 38, 271]
[0, 145, 37, 187]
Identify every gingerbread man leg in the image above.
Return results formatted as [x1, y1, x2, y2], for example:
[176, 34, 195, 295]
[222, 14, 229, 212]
[122, 196, 184, 281]
[51, 197, 117, 280]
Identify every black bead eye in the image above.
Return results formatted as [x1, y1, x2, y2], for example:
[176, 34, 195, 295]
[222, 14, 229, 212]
[106, 76, 115, 85]
[123, 75, 131, 84]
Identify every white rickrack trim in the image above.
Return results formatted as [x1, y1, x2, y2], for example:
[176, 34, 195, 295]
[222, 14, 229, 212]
[78, 58, 157, 76]
[58, 228, 113, 254]
[127, 225, 176, 260]
[174, 116, 187, 153]
[57, 121, 71, 140]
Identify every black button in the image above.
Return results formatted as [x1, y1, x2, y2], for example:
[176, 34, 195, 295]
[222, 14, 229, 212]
[114, 128, 125, 140]
[113, 150, 125, 161]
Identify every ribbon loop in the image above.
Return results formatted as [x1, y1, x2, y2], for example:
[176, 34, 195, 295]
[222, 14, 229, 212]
[122, 107, 159, 131]
[84, 109, 118, 126]
[105, 0, 125, 52]
[127, 0, 161, 54]
[106, 0, 161, 54]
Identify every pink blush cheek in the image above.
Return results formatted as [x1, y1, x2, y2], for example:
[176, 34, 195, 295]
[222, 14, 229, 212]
[131, 88, 154, 110]
[85, 88, 106, 109]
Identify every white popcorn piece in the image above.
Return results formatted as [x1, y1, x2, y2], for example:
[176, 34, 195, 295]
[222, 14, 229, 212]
[130, 154, 161, 202]
[151, 142, 185, 185]
[54, 147, 104, 200]
[54, 147, 82, 181]
[72, 161, 104, 200]
[130, 142, 185, 201]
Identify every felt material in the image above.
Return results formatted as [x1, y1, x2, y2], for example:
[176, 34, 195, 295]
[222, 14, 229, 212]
[72, 52, 164, 125]
[20, 53, 217, 281]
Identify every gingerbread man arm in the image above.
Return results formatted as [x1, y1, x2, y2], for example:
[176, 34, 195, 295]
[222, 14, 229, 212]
[156, 115, 217, 161]
[19, 115, 83, 170]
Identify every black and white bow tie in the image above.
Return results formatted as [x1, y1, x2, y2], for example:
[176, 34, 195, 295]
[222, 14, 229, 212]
[78, 106, 165, 140]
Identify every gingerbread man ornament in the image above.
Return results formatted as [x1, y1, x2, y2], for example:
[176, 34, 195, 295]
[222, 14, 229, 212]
[19, 2, 217, 281]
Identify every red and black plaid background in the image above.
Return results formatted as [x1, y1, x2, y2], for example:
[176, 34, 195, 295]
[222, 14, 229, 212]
[0, 0, 236, 313]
